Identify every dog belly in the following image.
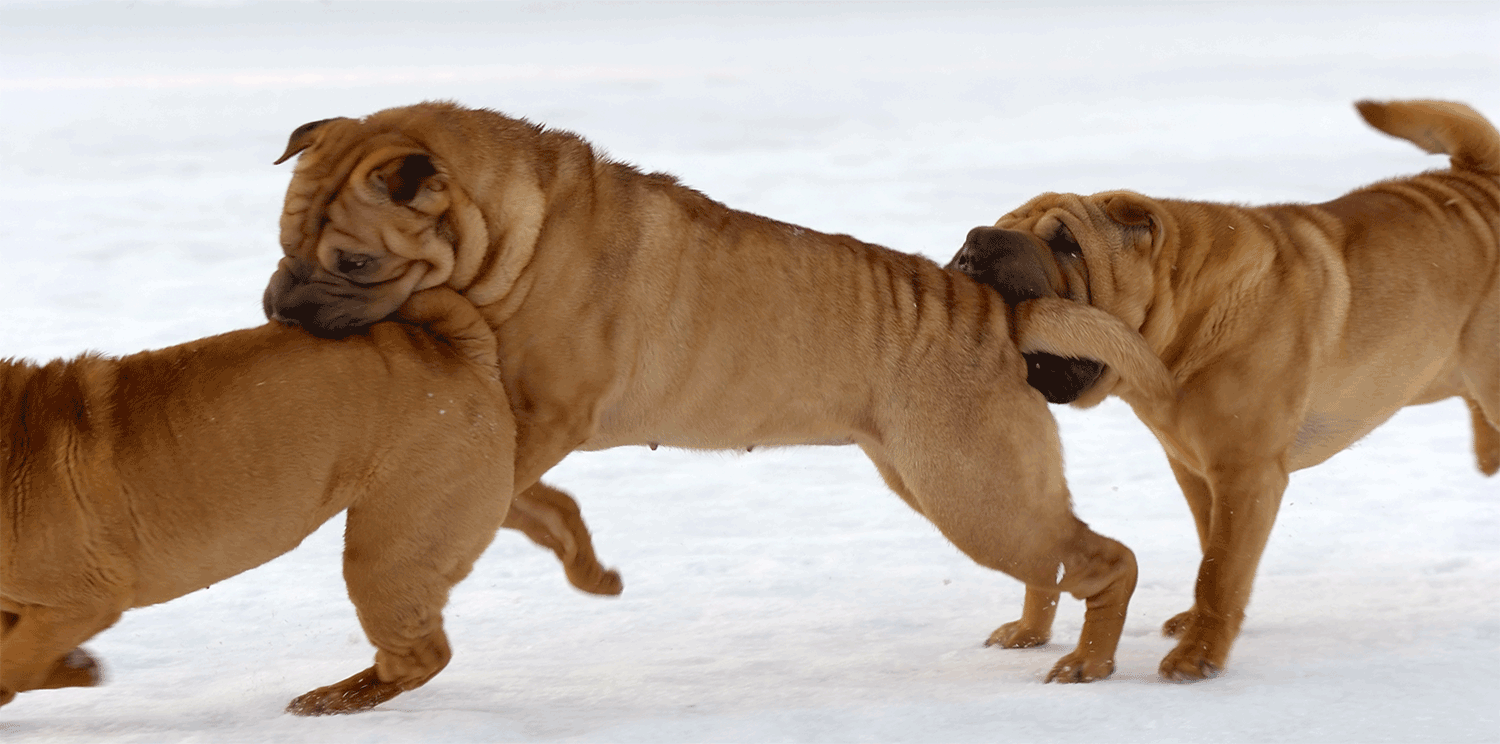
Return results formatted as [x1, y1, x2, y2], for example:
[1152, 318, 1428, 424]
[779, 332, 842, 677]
[125, 494, 345, 607]
[1289, 413, 1386, 471]
[586, 376, 873, 452]
[584, 414, 860, 452]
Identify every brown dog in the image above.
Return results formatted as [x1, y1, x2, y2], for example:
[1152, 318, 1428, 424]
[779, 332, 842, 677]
[948, 99, 1500, 680]
[1, 289, 581, 714]
[259, 101, 1184, 683]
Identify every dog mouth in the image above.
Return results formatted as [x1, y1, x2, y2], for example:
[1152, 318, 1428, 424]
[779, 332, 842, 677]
[1023, 353, 1106, 404]
[264, 284, 385, 338]
[262, 257, 419, 338]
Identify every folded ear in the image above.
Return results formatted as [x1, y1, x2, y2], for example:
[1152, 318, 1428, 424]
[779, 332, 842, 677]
[369, 154, 448, 212]
[274, 117, 350, 165]
[1101, 192, 1157, 229]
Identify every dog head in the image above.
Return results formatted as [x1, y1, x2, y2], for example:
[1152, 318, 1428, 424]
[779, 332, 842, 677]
[947, 221, 1102, 403]
[948, 191, 1166, 403]
[262, 115, 460, 337]
[263, 103, 549, 339]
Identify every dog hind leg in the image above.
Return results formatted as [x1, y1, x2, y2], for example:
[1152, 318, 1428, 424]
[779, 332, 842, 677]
[863, 411, 1136, 682]
[502, 482, 623, 595]
[866, 447, 1065, 649]
[0, 605, 117, 706]
[1458, 282, 1499, 475]
[1466, 396, 1499, 476]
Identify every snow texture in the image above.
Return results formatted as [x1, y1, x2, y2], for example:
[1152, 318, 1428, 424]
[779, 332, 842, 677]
[1, 1, 1497, 742]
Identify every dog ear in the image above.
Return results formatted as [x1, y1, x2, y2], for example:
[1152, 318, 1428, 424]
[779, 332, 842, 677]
[370, 154, 447, 209]
[1102, 192, 1157, 230]
[1102, 192, 1168, 259]
[274, 118, 349, 165]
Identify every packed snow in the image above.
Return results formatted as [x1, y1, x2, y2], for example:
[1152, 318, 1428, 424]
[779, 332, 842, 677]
[1, 2, 1497, 742]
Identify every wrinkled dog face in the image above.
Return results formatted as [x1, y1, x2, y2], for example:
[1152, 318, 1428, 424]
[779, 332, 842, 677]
[264, 119, 456, 338]
[947, 225, 1102, 404]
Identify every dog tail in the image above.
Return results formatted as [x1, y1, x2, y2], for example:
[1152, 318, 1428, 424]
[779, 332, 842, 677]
[395, 287, 499, 375]
[1356, 99, 1500, 176]
[1011, 297, 1178, 409]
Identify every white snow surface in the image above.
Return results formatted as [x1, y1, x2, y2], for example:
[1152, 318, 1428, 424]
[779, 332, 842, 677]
[2, 2, 1498, 742]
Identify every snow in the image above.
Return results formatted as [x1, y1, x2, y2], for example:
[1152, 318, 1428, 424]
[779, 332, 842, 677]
[1, 1, 1497, 742]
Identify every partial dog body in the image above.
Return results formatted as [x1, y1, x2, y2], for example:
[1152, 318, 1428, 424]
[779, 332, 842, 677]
[948, 99, 1499, 679]
[2, 290, 531, 714]
[261, 102, 1182, 683]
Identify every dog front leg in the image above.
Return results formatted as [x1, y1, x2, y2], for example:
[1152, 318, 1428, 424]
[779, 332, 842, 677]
[986, 587, 1060, 648]
[1161, 456, 1214, 638]
[1160, 459, 1289, 681]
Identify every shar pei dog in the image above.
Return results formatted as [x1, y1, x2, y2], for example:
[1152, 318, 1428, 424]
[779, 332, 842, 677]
[947, 99, 1499, 681]
[261, 101, 1182, 684]
[1, 289, 610, 714]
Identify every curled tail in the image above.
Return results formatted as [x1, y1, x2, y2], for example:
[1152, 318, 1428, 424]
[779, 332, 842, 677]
[1012, 297, 1178, 411]
[1356, 99, 1500, 176]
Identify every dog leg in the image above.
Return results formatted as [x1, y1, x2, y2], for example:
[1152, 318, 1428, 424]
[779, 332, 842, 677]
[287, 476, 512, 715]
[869, 454, 1062, 648]
[864, 428, 1136, 683]
[1159, 460, 1289, 681]
[503, 482, 623, 595]
[1459, 281, 1499, 475]
[1466, 396, 1500, 476]
[1, 606, 117, 706]
[1458, 288, 1499, 474]
[33, 649, 103, 692]
[987, 588, 1059, 648]
[1161, 456, 1214, 638]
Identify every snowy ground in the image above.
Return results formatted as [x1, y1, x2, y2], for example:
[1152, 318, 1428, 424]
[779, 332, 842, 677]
[2, 1, 1498, 742]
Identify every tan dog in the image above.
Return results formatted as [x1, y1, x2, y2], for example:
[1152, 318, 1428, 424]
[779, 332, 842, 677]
[260, 101, 1183, 683]
[947, 99, 1500, 680]
[0, 289, 592, 715]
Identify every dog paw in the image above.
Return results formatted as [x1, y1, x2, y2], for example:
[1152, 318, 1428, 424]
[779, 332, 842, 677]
[986, 621, 1051, 649]
[45, 649, 104, 689]
[574, 566, 624, 596]
[1158, 642, 1224, 682]
[1045, 651, 1114, 683]
[1161, 609, 1196, 638]
[286, 667, 406, 716]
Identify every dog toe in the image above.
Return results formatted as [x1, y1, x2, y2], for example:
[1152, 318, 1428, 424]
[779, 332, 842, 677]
[1045, 652, 1114, 684]
[1161, 610, 1196, 638]
[286, 667, 406, 716]
[1158, 644, 1223, 682]
[36, 649, 104, 691]
[986, 621, 1051, 649]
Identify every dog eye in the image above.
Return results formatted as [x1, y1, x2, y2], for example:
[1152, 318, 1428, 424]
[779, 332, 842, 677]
[336, 251, 374, 275]
[1046, 224, 1082, 257]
